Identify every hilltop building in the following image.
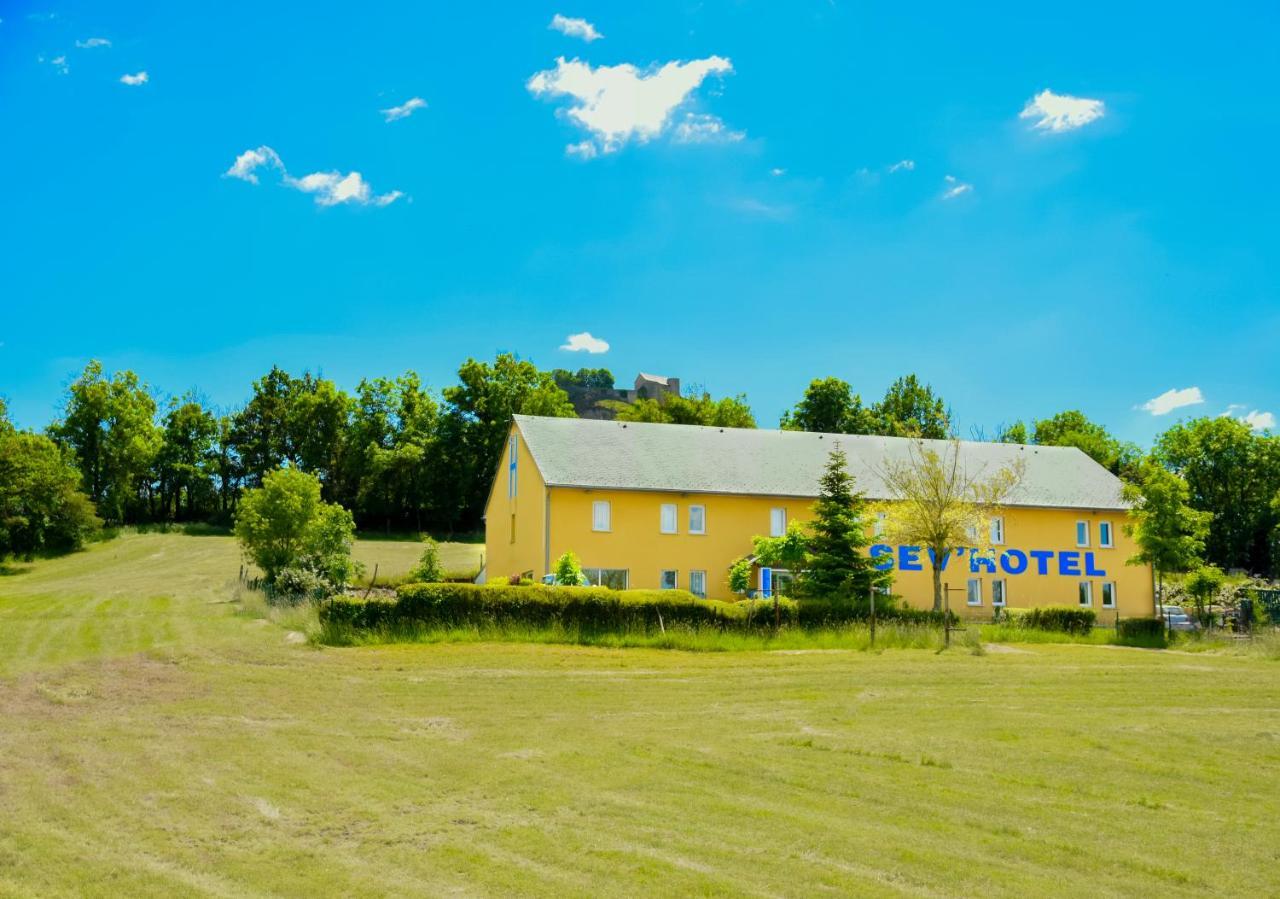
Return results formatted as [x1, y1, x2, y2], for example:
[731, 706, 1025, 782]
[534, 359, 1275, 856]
[483, 416, 1155, 617]
[558, 372, 682, 420]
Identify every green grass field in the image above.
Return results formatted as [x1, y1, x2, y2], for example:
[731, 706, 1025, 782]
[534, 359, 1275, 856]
[2, 533, 1278, 896]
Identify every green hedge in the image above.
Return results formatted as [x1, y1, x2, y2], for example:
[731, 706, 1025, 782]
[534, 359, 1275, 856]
[1009, 605, 1096, 634]
[1116, 617, 1167, 646]
[321, 583, 800, 632]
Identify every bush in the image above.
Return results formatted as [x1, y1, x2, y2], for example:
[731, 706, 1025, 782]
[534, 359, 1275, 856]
[271, 566, 332, 602]
[320, 582, 801, 633]
[1009, 606, 1096, 634]
[1117, 617, 1168, 647]
[795, 597, 952, 627]
[408, 538, 443, 583]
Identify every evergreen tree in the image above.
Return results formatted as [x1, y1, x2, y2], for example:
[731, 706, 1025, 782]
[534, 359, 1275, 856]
[804, 445, 891, 601]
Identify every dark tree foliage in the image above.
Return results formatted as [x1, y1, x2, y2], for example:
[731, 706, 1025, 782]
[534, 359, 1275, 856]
[0, 430, 101, 558]
[1155, 417, 1280, 575]
[1032, 410, 1139, 476]
[780, 378, 875, 434]
[873, 375, 950, 439]
[804, 445, 891, 601]
[781, 374, 948, 438]
[552, 368, 615, 390]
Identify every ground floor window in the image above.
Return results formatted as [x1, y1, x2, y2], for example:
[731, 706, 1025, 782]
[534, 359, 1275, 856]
[583, 568, 628, 590]
[660, 569, 678, 590]
[991, 579, 1006, 606]
[1101, 581, 1116, 608]
[1079, 581, 1093, 606]
[966, 578, 982, 606]
[689, 570, 707, 598]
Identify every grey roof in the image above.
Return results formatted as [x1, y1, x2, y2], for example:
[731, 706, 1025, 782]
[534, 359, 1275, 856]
[514, 415, 1128, 511]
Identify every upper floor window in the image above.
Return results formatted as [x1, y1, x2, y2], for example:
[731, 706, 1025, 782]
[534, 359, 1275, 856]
[1076, 521, 1090, 547]
[592, 500, 611, 532]
[660, 503, 678, 534]
[989, 516, 1005, 545]
[874, 511, 887, 537]
[770, 507, 787, 537]
[1099, 521, 1114, 548]
[689, 504, 706, 535]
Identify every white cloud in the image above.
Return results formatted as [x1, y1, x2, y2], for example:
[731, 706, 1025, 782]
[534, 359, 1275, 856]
[549, 14, 603, 42]
[39, 54, 69, 74]
[224, 146, 284, 184]
[381, 96, 426, 122]
[1020, 89, 1105, 133]
[565, 140, 598, 160]
[1138, 386, 1205, 416]
[1241, 410, 1276, 431]
[527, 55, 734, 156]
[120, 71, 148, 85]
[941, 174, 972, 199]
[671, 112, 744, 144]
[225, 146, 403, 207]
[284, 171, 402, 207]
[770, 167, 786, 176]
[75, 37, 111, 48]
[560, 332, 610, 353]
[888, 159, 915, 173]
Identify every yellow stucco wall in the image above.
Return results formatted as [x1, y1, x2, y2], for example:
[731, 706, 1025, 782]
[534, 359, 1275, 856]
[482, 430, 547, 581]
[484, 424, 1156, 617]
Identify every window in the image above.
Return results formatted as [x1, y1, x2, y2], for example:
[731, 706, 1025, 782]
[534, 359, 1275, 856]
[990, 516, 1005, 545]
[1076, 521, 1090, 547]
[508, 436, 517, 498]
[689, 504, 706, 535]
[592, 500, 611, 532]
[770, 507, 787, 537]
[991, 579, 1006, 607]
[584, 568, 629, 590]
[1078, 581, 1093, 606]
[689, 570, 707, 598]
[874, 511, 887, 537]
[660, 570, 678, 590]
[965, 523, 979, 541]
[966, 578, 982, 606]
[660, 503, 678, 534]
[1102, 582, 1116, 608]
[1099, 521, 1114, 548]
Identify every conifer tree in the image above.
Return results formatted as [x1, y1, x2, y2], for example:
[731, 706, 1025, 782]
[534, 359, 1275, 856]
[805, 444, 891, 601]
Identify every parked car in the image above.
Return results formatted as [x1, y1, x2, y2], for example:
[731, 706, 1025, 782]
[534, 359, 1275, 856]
[1158, 605, 1198, 632]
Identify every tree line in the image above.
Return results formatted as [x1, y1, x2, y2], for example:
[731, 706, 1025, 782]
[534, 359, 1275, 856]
[2, 359, 1278, 580]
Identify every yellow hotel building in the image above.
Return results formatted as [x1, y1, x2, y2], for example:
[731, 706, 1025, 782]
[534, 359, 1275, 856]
[483, 416, 1156, 618]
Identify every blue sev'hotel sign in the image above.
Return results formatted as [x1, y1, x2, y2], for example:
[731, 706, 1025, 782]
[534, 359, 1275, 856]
[869, 544, 1109, 578]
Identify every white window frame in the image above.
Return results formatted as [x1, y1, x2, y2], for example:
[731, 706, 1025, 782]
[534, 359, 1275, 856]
[592, 500, 611, 532]
[584, 567, 629, 590]
[989, 516, 1005, 546]
[660, 569, 678, 590]
[689, 569, 707, 598]
[1102, 581, 1116, 609]
[659, 503, 678, 535]
[965, 523, 979, 541]
[1099, 521, 1114, 548]
[770, 507, 787, 537]
[688, 504, 706, 535]
[991, 579, 1006, 607]
[1079, 581, 1093, 607]
[966, 578, 982, 606]
[874, 511, 887, 537]
[1076, 520, 1090, 548]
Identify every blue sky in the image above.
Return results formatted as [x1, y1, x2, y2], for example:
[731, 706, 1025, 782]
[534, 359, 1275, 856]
[2, 1, 1277, 443]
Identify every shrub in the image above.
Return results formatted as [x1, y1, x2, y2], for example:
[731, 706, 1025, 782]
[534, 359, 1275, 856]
[794, 597, 951, 627]
[1117, 617, 1168, 647]
[552, 551, 587, 586]
[320, 582, 801, 633]
[271, 566, 331, 602]
[1009, 606, 1096, 634]
[408, 537, 443, 583]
